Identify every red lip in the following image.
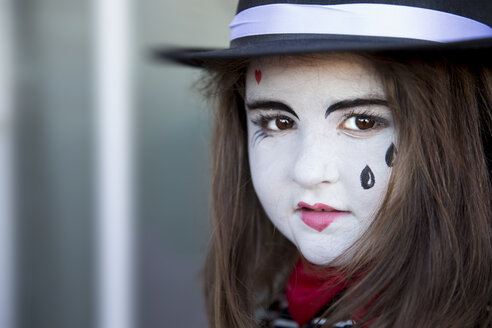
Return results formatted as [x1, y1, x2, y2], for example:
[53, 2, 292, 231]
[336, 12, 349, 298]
[297, 202, 349, 232]
[298, 201, 338, 211]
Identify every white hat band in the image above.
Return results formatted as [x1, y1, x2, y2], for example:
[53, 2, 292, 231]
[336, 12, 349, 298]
[229, 3, 492, 43]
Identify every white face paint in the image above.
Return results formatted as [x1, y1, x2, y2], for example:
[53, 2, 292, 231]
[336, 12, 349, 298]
[245, 55, 396, 265]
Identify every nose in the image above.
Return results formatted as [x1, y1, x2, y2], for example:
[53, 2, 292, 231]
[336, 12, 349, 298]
[291, 135, 340, 188]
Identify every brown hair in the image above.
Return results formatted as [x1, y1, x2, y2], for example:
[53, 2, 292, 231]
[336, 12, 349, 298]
[199, 51, 492, 327]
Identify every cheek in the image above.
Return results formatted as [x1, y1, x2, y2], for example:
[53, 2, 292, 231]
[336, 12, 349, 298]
[338, 140, 393, 220]
[248, 140, 296, 240]
[248, 136, 291, 207]
[247, 122, 295, 193]
[249, 152, 278, 200]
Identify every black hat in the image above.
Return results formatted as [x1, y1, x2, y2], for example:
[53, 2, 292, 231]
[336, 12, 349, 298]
[156, 0, 492, 67]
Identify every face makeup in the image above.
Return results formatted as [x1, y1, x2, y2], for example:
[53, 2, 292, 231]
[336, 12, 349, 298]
[245, 54, 396, 265]
[298, 202, 350, 232]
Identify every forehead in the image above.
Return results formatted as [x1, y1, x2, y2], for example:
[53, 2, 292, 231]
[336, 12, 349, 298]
[245, 54, 385, 102]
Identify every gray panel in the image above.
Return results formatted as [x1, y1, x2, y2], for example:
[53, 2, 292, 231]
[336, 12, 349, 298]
[16, 0, 94, 327]
[136, 0, 236, 326]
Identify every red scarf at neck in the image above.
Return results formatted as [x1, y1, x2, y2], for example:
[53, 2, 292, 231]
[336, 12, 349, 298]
[286, 259, 347, 327]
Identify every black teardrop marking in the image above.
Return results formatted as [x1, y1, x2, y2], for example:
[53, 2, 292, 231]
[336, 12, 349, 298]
[385, 143, 396, 167]
[361, 165, 375, 190]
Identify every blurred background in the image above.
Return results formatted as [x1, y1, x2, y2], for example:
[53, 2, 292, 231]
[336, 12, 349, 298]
[1, 0, 237, 327]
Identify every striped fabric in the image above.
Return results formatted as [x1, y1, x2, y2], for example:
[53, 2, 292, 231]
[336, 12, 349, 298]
[257, 295, 355, 328]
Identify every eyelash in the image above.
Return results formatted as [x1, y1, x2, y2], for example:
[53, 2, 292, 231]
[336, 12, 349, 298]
[341, 109, 389, 130]
[250, 113, 294, 144]
[250, 109, 389, 143]
[251, 113, 292, 129]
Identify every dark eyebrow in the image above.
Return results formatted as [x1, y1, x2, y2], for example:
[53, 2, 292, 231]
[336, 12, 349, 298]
[246, 101, 300, 119]
[325, 98, 389, 118]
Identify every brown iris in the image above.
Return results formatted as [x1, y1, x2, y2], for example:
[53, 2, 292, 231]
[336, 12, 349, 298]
[276, 117, 294, 130]
[356, 117, 376, 130]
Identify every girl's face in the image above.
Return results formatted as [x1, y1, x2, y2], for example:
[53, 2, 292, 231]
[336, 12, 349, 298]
[245, 55, 396, 265]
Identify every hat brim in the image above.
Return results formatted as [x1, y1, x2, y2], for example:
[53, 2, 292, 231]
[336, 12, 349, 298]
[155, 35, 492, 67]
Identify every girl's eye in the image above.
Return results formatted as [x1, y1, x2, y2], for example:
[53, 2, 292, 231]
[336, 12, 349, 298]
[265, 116, 295, 131]
[343, 116, 377, 130]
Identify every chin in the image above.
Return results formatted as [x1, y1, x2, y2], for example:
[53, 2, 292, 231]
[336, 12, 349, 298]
[299, 247, 344, 266]
[298, 241, 356, 266]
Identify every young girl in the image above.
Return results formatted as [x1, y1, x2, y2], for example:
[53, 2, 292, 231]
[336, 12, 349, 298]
[158, 1, 492, 327]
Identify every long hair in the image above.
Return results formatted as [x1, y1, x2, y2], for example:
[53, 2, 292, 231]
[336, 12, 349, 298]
[200, 51, 492, 328]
